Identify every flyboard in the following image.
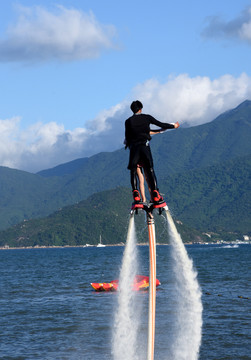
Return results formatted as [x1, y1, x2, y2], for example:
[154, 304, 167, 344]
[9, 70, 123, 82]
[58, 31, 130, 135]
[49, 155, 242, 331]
[131, 200, 168, 360]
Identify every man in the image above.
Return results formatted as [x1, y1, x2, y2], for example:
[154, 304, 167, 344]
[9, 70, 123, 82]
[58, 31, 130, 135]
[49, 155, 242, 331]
[125, 100, 179, 205]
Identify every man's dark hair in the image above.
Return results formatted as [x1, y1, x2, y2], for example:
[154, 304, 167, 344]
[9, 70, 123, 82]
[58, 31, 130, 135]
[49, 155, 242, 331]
[130, 100, 143, 114]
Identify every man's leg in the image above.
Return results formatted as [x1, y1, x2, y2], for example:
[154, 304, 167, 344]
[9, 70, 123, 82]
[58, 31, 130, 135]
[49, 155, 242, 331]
[137, 166, 147, 202]
[130, 168, 141, 203]
[130, 167, 138, 190]
[143, 166, 157, 192]
[128, 145, 142, 203]
[141, 146, 164, 203]
[143, 166, 164, 203]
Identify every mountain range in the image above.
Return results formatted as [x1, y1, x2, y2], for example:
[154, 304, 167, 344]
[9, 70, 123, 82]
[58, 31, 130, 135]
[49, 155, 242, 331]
[0, 100, 250, 246]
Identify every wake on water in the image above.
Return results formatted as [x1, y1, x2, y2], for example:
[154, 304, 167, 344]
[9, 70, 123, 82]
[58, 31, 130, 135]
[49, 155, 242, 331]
[112, 211, 203, 360]
[165, 210, 203, 360]
[112, 215, 142, 360]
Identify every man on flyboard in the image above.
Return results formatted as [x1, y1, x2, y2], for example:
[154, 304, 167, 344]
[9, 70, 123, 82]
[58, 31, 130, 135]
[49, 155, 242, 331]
[125, 100, 179, 207]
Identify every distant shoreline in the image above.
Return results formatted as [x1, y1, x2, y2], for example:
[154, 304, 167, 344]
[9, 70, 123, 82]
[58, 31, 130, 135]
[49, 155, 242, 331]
[0, 243, 164, 250]
[1, 241, 249, 251]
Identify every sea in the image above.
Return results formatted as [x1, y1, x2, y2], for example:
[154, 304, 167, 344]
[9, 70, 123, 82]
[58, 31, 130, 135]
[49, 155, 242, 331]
[0, 242, 250, 360]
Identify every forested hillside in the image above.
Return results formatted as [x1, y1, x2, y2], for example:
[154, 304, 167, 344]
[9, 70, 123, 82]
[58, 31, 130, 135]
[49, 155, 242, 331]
[0, 100, 250, 241]
[0, 154, 250, 248]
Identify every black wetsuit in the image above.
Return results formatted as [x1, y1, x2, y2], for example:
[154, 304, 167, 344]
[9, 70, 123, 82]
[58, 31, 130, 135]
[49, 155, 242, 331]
[125, 113, 175, 193]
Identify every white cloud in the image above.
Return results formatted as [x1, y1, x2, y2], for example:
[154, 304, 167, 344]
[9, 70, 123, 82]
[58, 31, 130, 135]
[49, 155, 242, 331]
[133, 73, 251, 126]
[202, 6, 251, 45]
[0, 117, 23, 169]
[240, 8, 251, 42]
[1, 73, 251, 172]
[0, 119, 92, 171]
[0, 5, 117, 63]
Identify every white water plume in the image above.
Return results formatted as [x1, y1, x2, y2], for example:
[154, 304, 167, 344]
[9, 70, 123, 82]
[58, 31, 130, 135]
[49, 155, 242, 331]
[112, 215, 141, 360]
[165, 211, 203, 360]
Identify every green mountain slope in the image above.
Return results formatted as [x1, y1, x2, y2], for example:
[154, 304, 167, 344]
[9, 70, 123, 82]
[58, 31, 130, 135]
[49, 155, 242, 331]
[1, 154, 250, 248]
[152, 99, 251, 177]
[161, 154, 251, 233]
[0, 100, 250, 231]
[36, 99, 251, 200]
[0, 186, 212, 248]
[0, 167, 61, 229]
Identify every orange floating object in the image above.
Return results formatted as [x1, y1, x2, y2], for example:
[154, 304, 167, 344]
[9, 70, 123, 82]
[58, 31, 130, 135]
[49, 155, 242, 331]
[91, 281, 118, 292]
[91, 275, 160, 292]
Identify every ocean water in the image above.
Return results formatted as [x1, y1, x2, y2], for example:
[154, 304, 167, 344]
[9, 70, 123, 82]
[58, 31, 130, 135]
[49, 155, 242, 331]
[0, 243, 250, 360]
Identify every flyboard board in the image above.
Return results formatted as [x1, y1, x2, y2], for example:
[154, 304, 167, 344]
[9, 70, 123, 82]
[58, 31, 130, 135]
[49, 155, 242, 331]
[131, 200, 168, 360]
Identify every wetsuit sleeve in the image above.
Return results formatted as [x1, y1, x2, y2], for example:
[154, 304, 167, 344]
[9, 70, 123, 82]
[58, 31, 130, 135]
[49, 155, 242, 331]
[149, 115, 175, 130]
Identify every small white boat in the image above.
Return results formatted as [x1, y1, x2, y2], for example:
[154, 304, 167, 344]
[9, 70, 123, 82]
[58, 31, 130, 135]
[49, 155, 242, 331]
[97, 235, 106, 247]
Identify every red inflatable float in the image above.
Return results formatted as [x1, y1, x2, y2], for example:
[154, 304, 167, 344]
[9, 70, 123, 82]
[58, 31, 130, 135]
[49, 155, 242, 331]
[91, 275, 160, 292]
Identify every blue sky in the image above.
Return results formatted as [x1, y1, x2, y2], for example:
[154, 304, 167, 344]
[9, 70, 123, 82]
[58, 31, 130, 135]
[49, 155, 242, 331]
[0, 0, 251, 172]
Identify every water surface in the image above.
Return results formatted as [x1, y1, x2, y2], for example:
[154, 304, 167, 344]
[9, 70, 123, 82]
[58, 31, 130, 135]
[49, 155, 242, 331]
[0, 244, 250, 359]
